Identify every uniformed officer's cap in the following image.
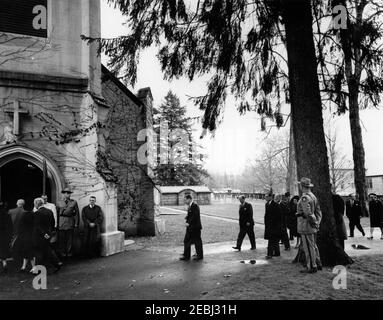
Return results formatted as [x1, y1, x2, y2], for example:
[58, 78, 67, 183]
[298, 177, 314, 188]
[61, 187, 73, 194]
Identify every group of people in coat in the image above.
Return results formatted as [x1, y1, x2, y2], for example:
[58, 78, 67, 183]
[179, 177, 383, 274]
[0, 188, 104, 275]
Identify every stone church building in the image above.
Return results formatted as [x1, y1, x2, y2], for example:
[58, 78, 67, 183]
[0, 0, 155, 256]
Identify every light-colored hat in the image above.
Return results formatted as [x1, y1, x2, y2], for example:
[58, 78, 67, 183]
[298, 177, 314, 188]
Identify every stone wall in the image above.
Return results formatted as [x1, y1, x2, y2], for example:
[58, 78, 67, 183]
[101, 68, 155, 236]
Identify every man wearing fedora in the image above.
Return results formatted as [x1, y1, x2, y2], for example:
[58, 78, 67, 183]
[58, 187, 79, 258]
[296, 177, 322, 273]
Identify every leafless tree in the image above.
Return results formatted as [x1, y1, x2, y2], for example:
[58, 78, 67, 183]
[325, 116, 353, 194]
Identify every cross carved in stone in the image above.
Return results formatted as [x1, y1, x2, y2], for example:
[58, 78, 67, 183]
[4, 100, 29, 135]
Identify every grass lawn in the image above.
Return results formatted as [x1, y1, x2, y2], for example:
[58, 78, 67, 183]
[132, 214, 255, 248]
[169, 200, 266, 223]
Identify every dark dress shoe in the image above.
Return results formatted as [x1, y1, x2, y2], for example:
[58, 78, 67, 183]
[265, 255, 272, 259]
[232, 247, 241, 251]
[179, 257, 190, 261]
[300, 267, 317, 274]
[53, 262, 63, 274]
[193, 256, 203, 261]
[250, 247, 256, 250]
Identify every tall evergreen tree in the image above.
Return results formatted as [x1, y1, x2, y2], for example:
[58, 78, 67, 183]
[154, 91, 208, 186]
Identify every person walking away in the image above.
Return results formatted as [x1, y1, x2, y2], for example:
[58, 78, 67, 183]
[296, 177, 322, 274]
[31, 198, 62, 274]
[332, 193, 348, 249]
[9, 199, 35, 272]
[345, 194, 365, 237]
[180, 195, 203, 261]
[264, 192, 282, 259]
[58, 188, 79, 258]
[232, 195, 256, 251]
[82, 196, 103, 257]
[0, 202, 12, 274]
[367, 193, 383, 240]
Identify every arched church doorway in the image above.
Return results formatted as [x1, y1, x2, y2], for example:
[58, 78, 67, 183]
[0, 159, 52, 211]
[0, 145, 64, 211]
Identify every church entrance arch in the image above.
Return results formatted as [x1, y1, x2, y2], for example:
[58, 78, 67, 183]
[0, 145, 64, 210]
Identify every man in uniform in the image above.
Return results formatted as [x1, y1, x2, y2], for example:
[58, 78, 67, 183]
[296, 177, 322, 273]
[180, 194, 203, 261]
[232, 195, 256, 251]
[58, 187, 79, 258]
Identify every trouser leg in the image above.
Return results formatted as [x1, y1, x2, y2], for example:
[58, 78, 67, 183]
[247, 227, 256, 248]
[236, 228, 246, 249]
[267, 240, 273, 256]
[349, 222, 355, 237]
[183, 231, 192, 259]
[301, 234, 317, 270]
[44, 244, 60, 268]
[273, 238, 280, 256]
[281, 228, 290, 249]
[66, 229, 73, 256]
[34, 247, 44, 266]
[355, 223, 365, 236]
[59, 230, 68, 256]
[194, 230, 203, 258]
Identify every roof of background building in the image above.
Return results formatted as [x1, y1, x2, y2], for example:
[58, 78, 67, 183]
[159, 186, 212, 194]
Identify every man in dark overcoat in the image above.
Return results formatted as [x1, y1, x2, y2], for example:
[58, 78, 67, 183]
[367, 193, 383, 240]
[180, 194, 203, 261]
[32, 198, 62, 274]
[232, 195, 256, 251]
[345, 194, 365, 237]
[82, 196, 103, 257]
[264, 192, 282, 259]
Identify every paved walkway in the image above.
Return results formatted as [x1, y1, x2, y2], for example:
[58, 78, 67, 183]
[1, 232, 382, 300]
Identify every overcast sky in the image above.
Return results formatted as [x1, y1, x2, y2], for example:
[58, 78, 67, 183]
[100, 1, 383, 176]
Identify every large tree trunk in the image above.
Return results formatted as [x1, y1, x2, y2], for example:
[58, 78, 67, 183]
[287, 121, 298, 196]
[349, 90, 368, 216]
[281, 0, 353, 266]
[333, 0, 368, 218]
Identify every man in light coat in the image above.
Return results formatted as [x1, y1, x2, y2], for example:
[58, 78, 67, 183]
[296, 177, 322, 273]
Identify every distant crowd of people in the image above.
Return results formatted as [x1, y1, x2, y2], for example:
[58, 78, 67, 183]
[0, 188, 104, 275]
[179, 177, 383, 274]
